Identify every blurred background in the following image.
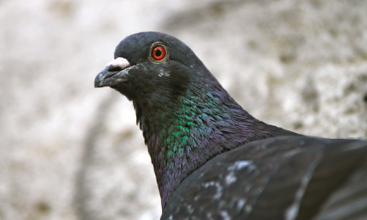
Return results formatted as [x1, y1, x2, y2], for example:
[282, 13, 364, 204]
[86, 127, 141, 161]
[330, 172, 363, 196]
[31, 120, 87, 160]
[1, 0, 367, 219]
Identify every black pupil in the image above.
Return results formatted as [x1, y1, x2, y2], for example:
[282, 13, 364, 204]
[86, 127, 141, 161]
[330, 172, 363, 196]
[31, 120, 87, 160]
[155, 50, 162, 57]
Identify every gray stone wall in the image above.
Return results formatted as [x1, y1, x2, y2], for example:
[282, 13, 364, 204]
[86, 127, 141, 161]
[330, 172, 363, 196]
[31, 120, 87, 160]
[1, 0, 366, 219]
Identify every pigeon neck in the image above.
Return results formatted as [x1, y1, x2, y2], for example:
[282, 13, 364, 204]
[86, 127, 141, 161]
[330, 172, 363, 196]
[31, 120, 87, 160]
[137, 85, 292, 208]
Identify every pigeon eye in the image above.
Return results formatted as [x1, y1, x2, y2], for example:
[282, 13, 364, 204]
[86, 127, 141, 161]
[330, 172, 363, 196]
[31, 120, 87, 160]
[151, 46, 166, 61]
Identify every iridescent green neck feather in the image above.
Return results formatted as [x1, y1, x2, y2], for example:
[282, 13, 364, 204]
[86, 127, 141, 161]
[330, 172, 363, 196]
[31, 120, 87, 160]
[134, 78, 296, 208]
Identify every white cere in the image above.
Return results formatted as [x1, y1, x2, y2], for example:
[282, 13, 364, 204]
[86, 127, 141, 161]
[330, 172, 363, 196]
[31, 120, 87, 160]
[105, 57, 130, 69]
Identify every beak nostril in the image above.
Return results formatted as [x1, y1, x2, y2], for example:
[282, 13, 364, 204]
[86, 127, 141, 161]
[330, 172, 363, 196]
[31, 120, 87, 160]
[108, 65, 123, 72]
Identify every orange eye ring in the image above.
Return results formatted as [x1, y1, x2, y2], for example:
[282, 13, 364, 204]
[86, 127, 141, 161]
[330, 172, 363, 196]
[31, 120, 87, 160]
[152, 46, 166, 61]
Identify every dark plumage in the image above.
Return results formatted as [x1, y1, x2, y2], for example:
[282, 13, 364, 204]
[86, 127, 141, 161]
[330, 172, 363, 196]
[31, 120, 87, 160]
[95, 32, 367, 220]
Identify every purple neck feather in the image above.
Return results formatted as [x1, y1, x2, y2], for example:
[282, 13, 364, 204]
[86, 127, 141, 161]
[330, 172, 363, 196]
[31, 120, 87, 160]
[136, 78, 291, 208]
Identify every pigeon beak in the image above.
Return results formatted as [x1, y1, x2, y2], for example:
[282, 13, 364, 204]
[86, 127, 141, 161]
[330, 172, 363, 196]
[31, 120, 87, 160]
[95, 57, 134, 88]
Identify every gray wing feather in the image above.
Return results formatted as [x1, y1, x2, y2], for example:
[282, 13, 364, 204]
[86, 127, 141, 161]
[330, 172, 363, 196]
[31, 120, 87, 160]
[162, 137, 367, 220]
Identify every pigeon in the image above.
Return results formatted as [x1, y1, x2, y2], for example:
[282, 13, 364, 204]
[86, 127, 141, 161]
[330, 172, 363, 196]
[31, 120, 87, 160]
[95, 32, 367, 220]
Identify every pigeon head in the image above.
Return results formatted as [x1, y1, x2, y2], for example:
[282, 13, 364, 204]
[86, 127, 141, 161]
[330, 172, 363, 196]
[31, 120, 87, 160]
[94, 32, 292, 207]
[95, 32, 210, 108]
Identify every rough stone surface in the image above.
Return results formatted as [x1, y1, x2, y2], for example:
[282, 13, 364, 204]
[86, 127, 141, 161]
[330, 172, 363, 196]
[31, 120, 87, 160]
[1, 0, 366, 220]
